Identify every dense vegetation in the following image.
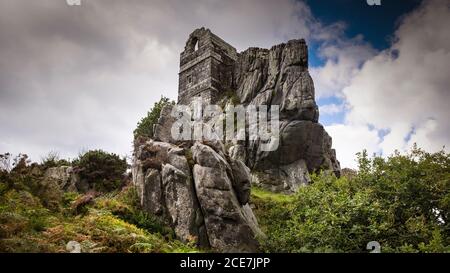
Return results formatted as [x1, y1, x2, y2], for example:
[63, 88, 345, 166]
[72, 150, 127, 192]
[252, 146, 449, 253]
[133, 96, 174, 140]
[0, 152, 197, 253]
[1, 146, 448, 253]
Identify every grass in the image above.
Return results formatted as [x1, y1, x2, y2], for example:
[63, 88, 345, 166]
[251, 186, 295, 203]
[0, 183, 293, 253]
[249, 186, 295, 246]
[0, 186, 199, 253]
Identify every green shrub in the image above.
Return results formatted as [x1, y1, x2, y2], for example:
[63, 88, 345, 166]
[72, 150, 127, 192]
[120, 210, 174, 238]
[254, 146, 450, 253]
[62, 192, 81, 208]
[0, 172, 9, 195]
[0, 154, 63, 211]
[0, 154, 199, 253]
[0, 190, 51, 239]
[134, 96, 175, 140]
[40, 151, 70, 170]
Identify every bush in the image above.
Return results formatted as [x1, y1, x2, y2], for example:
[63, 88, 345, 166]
[0, 153, 199, 253]
[72, 150, 127, 192]
[0, 153, 63, 211]
[0, 153, 30, 174]
[133, 96, 175, 140]
[40, 151, 70, 170]
[0, 190, 51, 238]
[254, 146, 450, 253]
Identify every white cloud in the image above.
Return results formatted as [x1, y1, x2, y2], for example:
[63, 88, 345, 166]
[308, 0, 450, 168]
[326, 124, 380, 169]
[0, 0, 326, 161]
[319, 103, 345, 115]
[1, 0, 448, 171]
[342, 0, 450, 158]
[310, 32, 376, 99]
[407, 118, 447, 152]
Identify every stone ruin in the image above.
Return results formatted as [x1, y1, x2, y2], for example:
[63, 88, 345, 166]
[178, 28, 237, 104]
[130, 28, 341, 252]
[177, 27, 340, 191]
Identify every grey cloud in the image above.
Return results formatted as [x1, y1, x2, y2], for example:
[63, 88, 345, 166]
[0, 0, 320, 161]
[341, 0, 450, 157]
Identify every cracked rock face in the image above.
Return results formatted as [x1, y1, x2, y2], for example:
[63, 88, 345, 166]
[44, 166, 88, 192]
[132, 31, 340, 251]
[229, 39, 340, 193]
[132, 139, 262, 252]
[153, 39, 340, 194]
[191, 142, 262, 252]
[235, 40, 317, 122]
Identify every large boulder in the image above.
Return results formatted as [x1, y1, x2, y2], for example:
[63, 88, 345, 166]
[140, 168, 164, 215]
[191, 142, 262, 252]
[153, 104, 177, 143]
[44, 166, 85, 192]
[132, 140, 262, 251]
[229, 39, 340, 192]
[132, 140, 207, 245]
[250, 121, 336, 170]
[229, 159, 251, 205]
[162, 163, 203, 244]
[251, 159, 310, 194]
[246, 120, 340, 193]
[234, 39, 318, 122]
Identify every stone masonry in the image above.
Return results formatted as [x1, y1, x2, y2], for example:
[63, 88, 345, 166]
[178, 27, 237, 104]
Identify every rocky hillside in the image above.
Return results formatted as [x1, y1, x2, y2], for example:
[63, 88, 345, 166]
[1, 146, 448, 253]
[131, 37, 340, 252]
[0, 153, 199, 253]
[132, 139, 262, 252]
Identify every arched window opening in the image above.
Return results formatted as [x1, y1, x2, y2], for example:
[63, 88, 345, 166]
[194, 39, 199, 51]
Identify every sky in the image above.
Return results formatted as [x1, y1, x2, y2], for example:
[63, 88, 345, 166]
[0, 0, 449, 168]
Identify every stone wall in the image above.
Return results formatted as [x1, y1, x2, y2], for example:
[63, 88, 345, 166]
[178, 28, 237, 104]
